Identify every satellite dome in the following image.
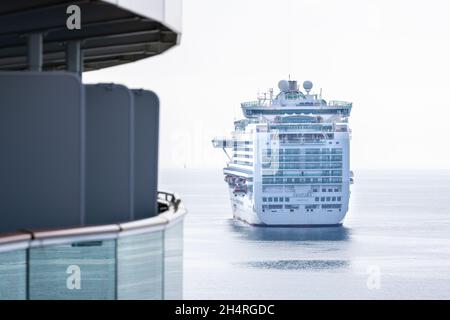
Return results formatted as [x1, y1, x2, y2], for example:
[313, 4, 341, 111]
[278, 80, 289, 92]
[303, 80, 313, 93]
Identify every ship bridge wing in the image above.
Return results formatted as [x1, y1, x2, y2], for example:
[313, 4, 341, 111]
[241, 104, 352, 118]
[212, 137, 234, 148]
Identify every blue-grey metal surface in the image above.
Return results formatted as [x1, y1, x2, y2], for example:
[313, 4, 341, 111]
[133, 89, 159, 219]
[0, 72, 85, 233]
[85, 83, 134, 225]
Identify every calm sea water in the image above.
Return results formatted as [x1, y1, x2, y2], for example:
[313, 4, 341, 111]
[160, 169, 450, 299]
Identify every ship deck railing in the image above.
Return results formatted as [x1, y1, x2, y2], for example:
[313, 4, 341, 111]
[241, 100, 352, 108]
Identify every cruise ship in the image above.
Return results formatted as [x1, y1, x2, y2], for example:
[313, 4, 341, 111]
[213, 79, 353, 226]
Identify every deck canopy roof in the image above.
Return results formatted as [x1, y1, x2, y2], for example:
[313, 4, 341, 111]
[0, 0, 181, 71]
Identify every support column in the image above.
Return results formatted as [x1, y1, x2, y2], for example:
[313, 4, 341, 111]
[66, 40, 82, 75]
[27, 33, 43, 71]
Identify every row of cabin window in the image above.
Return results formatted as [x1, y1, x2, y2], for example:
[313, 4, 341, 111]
[264, 148, 343, 155]
[262, 178, 343, 184]
[263, 171, 343, 178]
[233, 147, 253, 152]
[263, 155, 343, 161]
[232, 141, 253, 146]
[233, 160, 253, 166]
[262, 197, 289, 203]
[233, 154, 253, 159]
[262, 204, 342, 211]
[315, 196, 342, 202]
[262, 196, 342, 203]
[312, 187, 341, 192]
[263, 163, 342, 169]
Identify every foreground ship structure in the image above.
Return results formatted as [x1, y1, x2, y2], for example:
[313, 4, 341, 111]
[213, 80, 353, 226]
[0, 0, 185, 300]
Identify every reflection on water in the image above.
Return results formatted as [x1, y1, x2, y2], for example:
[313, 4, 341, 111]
[229, 220, 351, 242]
[238, 259, 350, 271]
[230, 221, 351, 271]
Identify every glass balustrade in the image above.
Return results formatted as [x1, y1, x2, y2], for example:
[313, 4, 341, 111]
[0, 192, 186, 300]
[0, 248, 27, 300]
[117, 230, 164, 300]
[29, 239, 117, 300]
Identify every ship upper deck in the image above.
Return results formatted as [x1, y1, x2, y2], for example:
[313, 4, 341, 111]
[241, 80, 352, 118]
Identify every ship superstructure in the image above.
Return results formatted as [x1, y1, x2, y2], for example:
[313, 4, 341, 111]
[213, 80, 353, 226]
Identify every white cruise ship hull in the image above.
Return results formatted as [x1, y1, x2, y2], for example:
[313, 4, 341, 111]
[229, 190, 347, 227]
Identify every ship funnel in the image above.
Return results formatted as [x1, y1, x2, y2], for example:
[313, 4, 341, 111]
[288, 80, 298, 91]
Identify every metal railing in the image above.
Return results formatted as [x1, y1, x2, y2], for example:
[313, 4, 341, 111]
[158, 191, 182, 212]
[328, 100, 352, 108]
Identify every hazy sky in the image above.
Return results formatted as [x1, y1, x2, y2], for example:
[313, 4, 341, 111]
[85, 0, 450, 170]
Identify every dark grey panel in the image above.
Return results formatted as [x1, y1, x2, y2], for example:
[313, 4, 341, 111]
[0, 1, 179, 72]
[85, 84, 134, 225]
[133, 90, 159, 219]
[0, 72, 84, 233]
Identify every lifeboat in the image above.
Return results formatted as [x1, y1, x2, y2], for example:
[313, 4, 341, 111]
[224, 175, 236, 185]
[233, 185, 247, 195]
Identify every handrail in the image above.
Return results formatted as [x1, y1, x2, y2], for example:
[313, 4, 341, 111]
[158, 191, 182, 212]
[0, 232, 31, 245]
[31, 224, 120, 241]
[328, 100, 352, 107]
[119, 215, 168, 231]
[242, 100, 352, 108]
[0, 190, 186, 248]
